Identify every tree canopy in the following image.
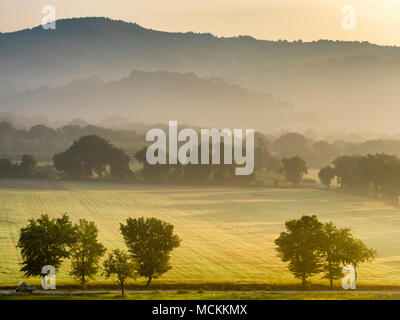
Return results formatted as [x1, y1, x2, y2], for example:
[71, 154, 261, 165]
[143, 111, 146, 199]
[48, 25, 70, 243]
[275, 215, 376, 289]
[275, 215, 324, 287]
[120, 217, 181, 287]
[103, 249, 137, 295]
[17, 213, 77, 277]
[54, 135, 132, 180]
[281, 156, 308, 186]
[70, 219, 106, 287]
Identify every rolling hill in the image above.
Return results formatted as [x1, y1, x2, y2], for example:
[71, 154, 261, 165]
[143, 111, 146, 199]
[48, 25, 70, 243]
[0, 70, 291, 129]
[1, 17, 400, 131]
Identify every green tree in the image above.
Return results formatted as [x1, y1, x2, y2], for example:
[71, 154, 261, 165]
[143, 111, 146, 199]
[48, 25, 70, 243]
[18, 154, 37, 177]
[320, 222, 351, 289]
[0, 158, 14, 178]
[332, 155, 364, 190]
[70, 219, 106, 288]
[275, 215, 324, 288]
[281, 156, 308, 186]
[103, 249, 136, 295]
[340, 236, 376, 279]
[377, 157, 400, 205]
[135, 146, 171, 183]
[318, 166, 336, 189]
[120, 217, 181, 287]
[54, 135, 132, 180]
[17, 213, 77, 277]
[358, 154, 395, 196]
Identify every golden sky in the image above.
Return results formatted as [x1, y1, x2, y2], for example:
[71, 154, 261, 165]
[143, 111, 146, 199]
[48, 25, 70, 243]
[1, 0, 399, 45]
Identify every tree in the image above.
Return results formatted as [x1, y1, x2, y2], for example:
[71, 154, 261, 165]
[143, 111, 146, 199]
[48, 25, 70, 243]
[135, 146, 171, 182]
[377, 157, 400, 205]
[275, 215, 324, 288]
[318, 166, 336, 189]
[103, 249, 136, 295]
[320, 223, 351, 289]
[0, 158, 14, 178]
[340, 236, 376, 279]
[281, 156, 308, 186]
[274, 132, 310, 158]
[332, 155, 364, 190]
[29, 124, 58, 140]
[360, 154, 396, 197]
[18, 154, 37, 177]
[70, 219, 106, 288]
[17, 213, 77, 277]
[54, 135, 132, 180]
[120, 217, 181, 287]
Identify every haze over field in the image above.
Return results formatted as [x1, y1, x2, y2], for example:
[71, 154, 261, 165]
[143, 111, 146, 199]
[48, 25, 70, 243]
[2, 2, 400, 298]
[1, 180, 399, 286]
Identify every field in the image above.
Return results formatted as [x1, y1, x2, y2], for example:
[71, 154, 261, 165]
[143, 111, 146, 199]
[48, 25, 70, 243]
[1, 178, 400, 287]
[4, 291, 400, 300]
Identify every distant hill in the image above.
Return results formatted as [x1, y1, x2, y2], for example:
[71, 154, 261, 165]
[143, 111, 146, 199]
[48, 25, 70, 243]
[1, 17, 400, 131]
[0, 70, 291, 129]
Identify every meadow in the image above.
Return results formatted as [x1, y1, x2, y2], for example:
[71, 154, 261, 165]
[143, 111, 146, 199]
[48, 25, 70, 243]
[1, 178, 400, 287]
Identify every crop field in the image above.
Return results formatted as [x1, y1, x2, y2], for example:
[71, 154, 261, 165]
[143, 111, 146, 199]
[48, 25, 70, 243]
[1, 178, 400, 287]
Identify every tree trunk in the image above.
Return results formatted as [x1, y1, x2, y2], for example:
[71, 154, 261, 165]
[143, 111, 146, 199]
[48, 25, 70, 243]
[329, 278, 333, 290]
[81, 252, 86, 289]
[121, 281, 125, 296]
[146, 276, 153, 288]
[302, 273, 306, 290]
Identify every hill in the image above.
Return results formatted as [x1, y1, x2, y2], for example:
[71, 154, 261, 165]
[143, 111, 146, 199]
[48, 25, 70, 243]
[0, 70, 291, 128]
[1, 17, 400, 131]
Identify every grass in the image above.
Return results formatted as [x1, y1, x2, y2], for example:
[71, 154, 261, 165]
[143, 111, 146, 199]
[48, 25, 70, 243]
[3, 291, 400, 300]
[1, 178, 400, 288]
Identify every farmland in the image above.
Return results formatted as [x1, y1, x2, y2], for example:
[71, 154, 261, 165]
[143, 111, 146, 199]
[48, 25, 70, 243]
[1, 178, 400, 287]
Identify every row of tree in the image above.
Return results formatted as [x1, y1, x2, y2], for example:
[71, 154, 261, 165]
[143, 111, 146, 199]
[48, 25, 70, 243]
[319, 154, 400, 204]
[275, 215, 376, 288]
[0, 121, 144, 161]
[0, 154, 37, 178]
[0, 134, 309, 187]
[17, 214, 181, 294]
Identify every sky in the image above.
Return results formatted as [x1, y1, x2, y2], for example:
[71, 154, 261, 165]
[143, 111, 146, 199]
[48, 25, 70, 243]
[1, 0, 400, 45]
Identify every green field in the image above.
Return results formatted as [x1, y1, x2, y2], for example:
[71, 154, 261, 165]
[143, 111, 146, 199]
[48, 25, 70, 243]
[4, 291, 400, 300]
[1, 178, 400, 287]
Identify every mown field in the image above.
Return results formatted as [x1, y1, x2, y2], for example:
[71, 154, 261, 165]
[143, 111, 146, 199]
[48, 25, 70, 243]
[1, 178, 400, 287]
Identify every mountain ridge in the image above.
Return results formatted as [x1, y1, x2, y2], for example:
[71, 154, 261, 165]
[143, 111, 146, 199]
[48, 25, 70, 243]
[2, 17, 400, 131]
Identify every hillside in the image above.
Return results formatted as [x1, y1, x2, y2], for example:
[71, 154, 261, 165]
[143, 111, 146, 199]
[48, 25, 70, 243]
[0, 70, 291, 129]
[1, 17, 400, 131]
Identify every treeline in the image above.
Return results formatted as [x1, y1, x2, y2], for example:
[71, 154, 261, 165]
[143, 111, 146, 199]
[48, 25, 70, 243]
[4, 119, 400, 167]
[0, 154, 57, 179]
[0, 121, 144, 161]
[270, 132, 400, 168]
[275, 215, 376, 289]
[319, 154, 400, 204]
[5, 130, 400, 195]
[17, 214, 181, 294]
[17, 213, 374, 291]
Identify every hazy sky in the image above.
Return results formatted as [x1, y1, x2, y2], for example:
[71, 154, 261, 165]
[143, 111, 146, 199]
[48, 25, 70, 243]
[1, 0, 400, 45]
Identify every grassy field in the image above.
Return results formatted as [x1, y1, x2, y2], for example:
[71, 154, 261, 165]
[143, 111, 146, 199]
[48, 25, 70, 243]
[3, 291, 400, 300]
[1, 178, 400, 287]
